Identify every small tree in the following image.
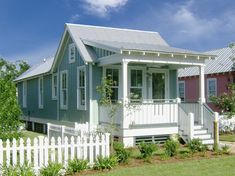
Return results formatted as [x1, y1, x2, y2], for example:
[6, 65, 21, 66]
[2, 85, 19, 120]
[210, 83, 235, 118]
[96, 76, 121, 153]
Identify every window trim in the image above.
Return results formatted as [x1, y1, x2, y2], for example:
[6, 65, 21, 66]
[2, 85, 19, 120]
[178, 80, 185, 102]
[60, 70, 68, 109]
[69, 43, 76, 64]
[52, 73, 58, 100]
[38, 77, 44, 109]
[207, 78, 217, 101]
[77, 66, 86, 110]
[22, 81, 27, 108]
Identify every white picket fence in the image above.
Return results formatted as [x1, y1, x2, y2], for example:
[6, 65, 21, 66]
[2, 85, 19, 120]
[0, 133, 110, 171]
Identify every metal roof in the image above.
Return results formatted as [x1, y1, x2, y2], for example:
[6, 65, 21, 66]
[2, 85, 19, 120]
[178, 47, 234, 77]
[14, 57, 54, 82]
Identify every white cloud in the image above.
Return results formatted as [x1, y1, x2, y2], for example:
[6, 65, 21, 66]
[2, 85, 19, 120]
[83, 0, 128, 17]
[69, 14, 80, 23]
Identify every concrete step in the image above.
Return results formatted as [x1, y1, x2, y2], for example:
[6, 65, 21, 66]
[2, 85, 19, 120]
[201, 139, 214, 145]
[194, 129, 208, 135]
[194, 125, 203, 130]
[194, 134, 212, 140]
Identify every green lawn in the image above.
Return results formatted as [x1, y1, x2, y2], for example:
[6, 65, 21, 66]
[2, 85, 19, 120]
[21, 130, 45, 141]
[220, 134, 235, 142]
[87, 156, 235, 176]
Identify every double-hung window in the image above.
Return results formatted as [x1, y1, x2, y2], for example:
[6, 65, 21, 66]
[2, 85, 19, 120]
[22, 81, 27, 108]
[178, 81, 185, 102]
[77, 66, 86, 110]
[52, 73, 58, 99]
[130, 69, 143, 100]
[207, 78, 217, 100]
[38, 77, 44, 109]
[69, 43, 76, 63]
[106, 68, 119, 101]
[60, 70, 68, 109]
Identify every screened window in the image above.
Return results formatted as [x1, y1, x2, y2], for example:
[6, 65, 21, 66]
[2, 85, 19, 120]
[38, 77, 44, 108]
[130, 69, 143, 100]
[106, 68, 119, 101]
[52, 73, 58, 99]
[69, 43, 76, 63]
[77, 66, 86, 110]
[178, 81, 185, 102]
[60, 71, 68, 109]
[207, 78, 217, 100]
[23, 81, 27, 108]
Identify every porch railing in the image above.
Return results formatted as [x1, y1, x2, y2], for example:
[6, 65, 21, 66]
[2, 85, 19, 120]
[180, 102, 201, 124]
[203, 103, 214, 137]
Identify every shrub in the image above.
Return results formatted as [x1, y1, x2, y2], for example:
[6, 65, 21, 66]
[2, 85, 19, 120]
[93, 156, 118, 170]
[113, 142, 131, 164]
[66, 159, 88, 174]
[222, 145, 230, 154]
[164, 139, 179, 157]
[40, 162, 65, 176]
[188, 139, 207, 153]
[138, 142, 157, 161]
[2, 163, 35, 176]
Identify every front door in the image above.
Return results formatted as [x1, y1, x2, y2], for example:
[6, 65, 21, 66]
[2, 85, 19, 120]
[152, 72, 165, 99]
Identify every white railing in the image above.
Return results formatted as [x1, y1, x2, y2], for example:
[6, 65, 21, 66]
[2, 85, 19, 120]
[203, 104, 215, 138]
[128, 100, 179, 125]
[99, 106, 122, 125]
[180, 102, 201, 123]
[178, 106, 194, 141]
[0, 134, 110, 172]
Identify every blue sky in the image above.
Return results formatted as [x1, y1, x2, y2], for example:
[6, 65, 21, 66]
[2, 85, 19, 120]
[1, 0, 235, 65]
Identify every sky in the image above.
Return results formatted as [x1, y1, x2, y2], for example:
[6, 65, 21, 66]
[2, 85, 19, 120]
[1, 0, 235, 65]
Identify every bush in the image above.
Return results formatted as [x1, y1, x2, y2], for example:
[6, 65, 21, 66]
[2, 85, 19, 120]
[2, 163, 35, 176]
[222, 145, 230, 154]
[138, 142, 157, 161]
[93, 156, 118, 170]
[188, 139, 207, 153]
[113, 142, 131, 164]
[66, 159, 88, 174]
[164, 139, 179, 157]
[40, 162, 65, 176]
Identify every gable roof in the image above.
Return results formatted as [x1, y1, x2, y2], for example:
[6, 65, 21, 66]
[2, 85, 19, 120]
[178, 47, 234, 77]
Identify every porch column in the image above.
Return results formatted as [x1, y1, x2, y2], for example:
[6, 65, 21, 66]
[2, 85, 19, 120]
[199, 65, 206, 125]
[122, 60, 129, 129]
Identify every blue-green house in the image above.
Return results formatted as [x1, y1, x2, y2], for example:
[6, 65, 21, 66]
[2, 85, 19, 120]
[15, 24, 217, 146]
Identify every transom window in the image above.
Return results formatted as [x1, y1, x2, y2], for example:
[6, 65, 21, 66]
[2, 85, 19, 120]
[60, 70, 68, 109]
[207, 78, 217, 100]
[69, 43, 76, 63]
[38, 77, 44, 109]
[77, 66, 86, 110]
[130, 69, 143, 100]
[52, 73, 58, 100]
[106, 68, 119, 101]
[178, 81, 185, 102]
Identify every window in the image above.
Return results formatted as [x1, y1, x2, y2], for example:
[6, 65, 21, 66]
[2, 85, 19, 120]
[60, 71, 68, 109]
[106, 68, 119, 101]
[178, 81, 185, 102]
[130, 69, 143, 100]
[207, 78, 217, 100]
[77, 66, 86, 110]
[69, 43, 76, 63]
[22, 81, 27, 108]
[38, 77, 44, 108]
[52, 73, 58, 99]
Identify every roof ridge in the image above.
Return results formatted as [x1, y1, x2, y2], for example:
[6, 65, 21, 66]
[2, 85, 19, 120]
[65, 23, 160, 35]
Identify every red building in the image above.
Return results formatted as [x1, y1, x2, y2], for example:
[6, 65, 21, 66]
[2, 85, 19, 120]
[178, 47, 235, 112]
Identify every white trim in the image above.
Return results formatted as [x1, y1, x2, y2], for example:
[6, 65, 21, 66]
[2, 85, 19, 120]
[89, 64, 93, 125]
[77, 66, 86, 110]
[52, 73, 58, 100]
[178, 80, 185, 102]
[207, 78, 217, 102]
[69, 43, 76, 64]
[22, 81, 27, 108]
[38, 77, 44, 109]
[60, 70, 68, 110]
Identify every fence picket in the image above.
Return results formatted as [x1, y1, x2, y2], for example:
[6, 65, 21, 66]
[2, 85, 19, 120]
[6, 139, 10, 167]
[50, 137, 56, 162]
[19, 138, 24, 166]
[95, 135, 100, 159]
[64, 136, 69, 166]
[12, 138, 17, 166]
[57, 137, 62, 163]
[76, 136, 81, 159]
[101, 135, 105, 157]
[0, 140, 3, 166]
[33, 138, 38, 169]
[26, 138, 31, 165]
[44, 137, 49, 166]
[89, 134, 94, 163]
[70, 136, 75, 160]
[83, 137, 87, 160]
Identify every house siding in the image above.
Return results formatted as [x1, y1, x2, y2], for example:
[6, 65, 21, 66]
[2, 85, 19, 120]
[169, 70, 177, 99]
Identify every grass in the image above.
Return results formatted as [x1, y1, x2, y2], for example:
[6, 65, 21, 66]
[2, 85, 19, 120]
[85, 155, 235, 176]
[220, 133, 235, 142]
[21, 130, 45, 141]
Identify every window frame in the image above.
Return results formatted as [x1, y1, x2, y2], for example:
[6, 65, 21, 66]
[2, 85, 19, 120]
[22, 81, 27, 108]
[60, 70, 68, 109]
[77, 66, 86, 110]
[129, 68, 144, 100]
[207, 78, 217, 101]
[178, 80, 185, 102]
[69, 43, 76, 64]
[52, 73, 58, 100]
[38, 77, 44, 109]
